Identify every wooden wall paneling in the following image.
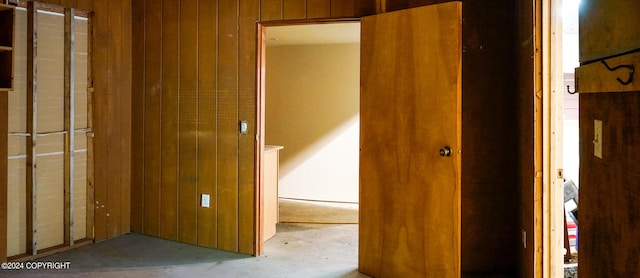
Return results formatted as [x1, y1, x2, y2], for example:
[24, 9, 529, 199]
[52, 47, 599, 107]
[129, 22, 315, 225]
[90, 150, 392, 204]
[61, 0, 77, 9]
[76, 0, 92, 12]
[575, 52, 640, 94]
[515, 0, 537, 276]
[283, 0, 305, 19]
[306, 0, 330, 18]
[142, 0, 162, 238]
[261, 0, 282, 21]
[91, 0, 108, 242]
[579, 1, 640, 63]
[196, 0, 218, 248]
[0, 93, 7, 261]
[84, 12, 94, 240]
[255, 23, 267, 256]
[119, 0, 132, 235]
[355, 0, 376, 16]
[330, 0, 355, 17]
[217, 0, 239, 252]
[579, 92, 640, 277]
[63, 7, 75, 246]
[105, 0, 124, 239]
[177, 0, 199, 245]
[26, 0, 37, 254]
[40, 0, 61, 6]
[129, 0, 144, 234]
[160, 0, 179, 241]
[238, 0, 260, 255]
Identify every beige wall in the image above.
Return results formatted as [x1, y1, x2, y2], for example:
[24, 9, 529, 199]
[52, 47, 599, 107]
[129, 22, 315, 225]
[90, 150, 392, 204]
[266, 43, 359, 203]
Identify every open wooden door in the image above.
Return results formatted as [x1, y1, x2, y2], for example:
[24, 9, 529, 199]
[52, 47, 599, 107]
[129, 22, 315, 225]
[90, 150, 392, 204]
[359, 2, 462, 277]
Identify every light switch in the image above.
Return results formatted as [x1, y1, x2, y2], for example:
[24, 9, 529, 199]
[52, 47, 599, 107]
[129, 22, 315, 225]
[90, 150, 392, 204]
[594, 119, 602, 159]
[239, 120, 249, 134]
[201, 194, 210, 208]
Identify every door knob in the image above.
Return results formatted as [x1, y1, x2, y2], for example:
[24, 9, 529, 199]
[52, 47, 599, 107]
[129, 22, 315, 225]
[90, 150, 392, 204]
[439, 146, 452, 157]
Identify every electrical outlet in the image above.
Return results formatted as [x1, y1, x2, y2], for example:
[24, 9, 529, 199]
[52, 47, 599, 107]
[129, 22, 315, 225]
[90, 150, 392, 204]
[201, 194, 210, 208]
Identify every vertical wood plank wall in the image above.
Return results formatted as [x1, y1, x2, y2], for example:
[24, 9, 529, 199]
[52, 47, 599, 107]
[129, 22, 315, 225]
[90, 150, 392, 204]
[578, 1, 640, 277]
[516, 0, 538, 276]
[131, 0, 366, 254]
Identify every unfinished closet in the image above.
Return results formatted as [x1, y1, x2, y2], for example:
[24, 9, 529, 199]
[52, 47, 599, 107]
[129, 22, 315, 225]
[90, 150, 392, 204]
[6, 2, 92, 259]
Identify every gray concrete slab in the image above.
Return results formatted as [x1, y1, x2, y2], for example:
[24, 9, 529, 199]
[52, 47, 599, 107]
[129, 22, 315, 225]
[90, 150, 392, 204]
[2, 223, 369, 278]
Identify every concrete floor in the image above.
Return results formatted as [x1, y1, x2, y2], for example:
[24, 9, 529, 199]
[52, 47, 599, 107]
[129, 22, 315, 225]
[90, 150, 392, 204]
[3, 223, 368, 278]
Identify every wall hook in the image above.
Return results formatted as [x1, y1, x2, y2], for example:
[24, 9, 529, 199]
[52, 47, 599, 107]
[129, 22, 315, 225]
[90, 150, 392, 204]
[567, 85, 577, 94]
[601, 60, 635, 85]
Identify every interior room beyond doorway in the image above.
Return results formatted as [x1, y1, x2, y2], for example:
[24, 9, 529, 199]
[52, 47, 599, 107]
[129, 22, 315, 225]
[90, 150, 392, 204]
[264, 22, 360, 205]
[262, 22, 360, 242]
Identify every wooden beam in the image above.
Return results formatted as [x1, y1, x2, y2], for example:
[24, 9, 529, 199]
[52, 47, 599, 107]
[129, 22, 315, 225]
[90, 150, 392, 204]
[0, 92, 7, 262]
[85, 12, 94, 240]
[63, 7, 75, 247]
[26, 0, 37, 255]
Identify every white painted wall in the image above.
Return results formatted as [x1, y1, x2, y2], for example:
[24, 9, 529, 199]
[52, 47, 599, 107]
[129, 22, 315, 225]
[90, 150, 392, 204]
[266, 43, 360, 203]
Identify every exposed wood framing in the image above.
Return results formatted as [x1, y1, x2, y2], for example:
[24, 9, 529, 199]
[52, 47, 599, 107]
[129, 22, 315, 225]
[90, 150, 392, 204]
[542, 0, 565, 276]
[63, 7, 75, 247]
[85, 11, 94, 240]
[25, 0, 37, 256]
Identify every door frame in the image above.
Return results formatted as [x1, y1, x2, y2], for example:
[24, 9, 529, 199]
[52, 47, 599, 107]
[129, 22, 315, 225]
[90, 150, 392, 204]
[540, 0, 565, 276]
[254, 18, 360, 255]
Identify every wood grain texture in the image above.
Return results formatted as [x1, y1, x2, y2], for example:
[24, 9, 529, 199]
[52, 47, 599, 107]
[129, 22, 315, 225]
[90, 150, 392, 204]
[160, 0, 179, 241]
[142, 0, 162, 238]
[118, 0, 132, 235]
[261, 0, 282, 20]
[283, 0, 305, 19]
[0, 94, 7, 261]
[306, 0, 330, 18]
[579, 92, 640, 277]
[63, 7, 75, 246]
[91, 0, 108, 242]
[238, 0, 260, 255]
[579, 0, 640, 63]
[76, 0, 92, 11]
[359, 3, 461, 277]
[26, 1, 37, 253]
[106, 0, 124, 239]
[196, 0, 218, 248]
[330, 0, 355, 17]
[88, 0, 132, 241]
[61, 0, 76, 8]
[129, 0, 365, 255]
[177, 0, 199, 246]
[576, 51, 640, 93]
[83, 11, 94, 242]
[217, 0, 240, 252]
[129, 0, 145, 234]
[516, 0, 537, 276]
[40, 0, 61, 5]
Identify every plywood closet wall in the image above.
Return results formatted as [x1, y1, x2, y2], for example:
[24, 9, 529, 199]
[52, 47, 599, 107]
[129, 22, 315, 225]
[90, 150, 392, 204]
[130, 0, 365, 255]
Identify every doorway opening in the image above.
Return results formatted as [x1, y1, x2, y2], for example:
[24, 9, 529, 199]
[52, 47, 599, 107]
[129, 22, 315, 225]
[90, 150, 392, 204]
[547, 0, 581, 275]
[257, 21, 361, 254]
